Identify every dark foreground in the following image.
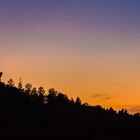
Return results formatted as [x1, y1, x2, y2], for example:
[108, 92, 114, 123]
[0, 81, 140, 140]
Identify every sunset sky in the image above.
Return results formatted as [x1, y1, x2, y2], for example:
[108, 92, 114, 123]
[1, 0, 140, 113]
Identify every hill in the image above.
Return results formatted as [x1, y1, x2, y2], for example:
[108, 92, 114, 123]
[0, 79, 140, 140]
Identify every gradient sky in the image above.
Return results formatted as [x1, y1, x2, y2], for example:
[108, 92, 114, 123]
[1, 0, 140, 113]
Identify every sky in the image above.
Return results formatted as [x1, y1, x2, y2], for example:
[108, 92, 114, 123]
[1, 0, 140, 113]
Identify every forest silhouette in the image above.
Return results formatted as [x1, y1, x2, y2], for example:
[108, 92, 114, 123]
[0, 72, 140, 140]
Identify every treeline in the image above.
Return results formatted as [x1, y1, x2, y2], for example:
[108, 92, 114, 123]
[0, 72, 140, 140]
[0, 75, 83, 107]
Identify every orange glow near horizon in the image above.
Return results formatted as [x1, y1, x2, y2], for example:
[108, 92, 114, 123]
[2, 47, 140, 114]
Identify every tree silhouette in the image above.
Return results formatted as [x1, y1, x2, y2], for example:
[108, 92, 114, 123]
[47, 88, 57, 106]
[38, 86, 45, 103]
[0, 72, 3, 82]
[75, 97, 81, 106]
[31, 87, 38, 103]
[7, 78, 15, 87]
[31, 87, 37, 95]
[38, 86, 45, 95]
[48, 88, 57, 95]
[18, 78, 23, 90]
[25, 83, 32, 94]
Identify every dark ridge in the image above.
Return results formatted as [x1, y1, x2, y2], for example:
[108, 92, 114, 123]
[0, 74, 140, 140]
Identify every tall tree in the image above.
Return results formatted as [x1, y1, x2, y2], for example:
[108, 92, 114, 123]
[75, 97, 82, 106]
[18, 78, 23, 89]
[0, 72, 3, 82]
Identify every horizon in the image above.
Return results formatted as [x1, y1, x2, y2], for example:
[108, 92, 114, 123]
[1, 72, 138, 114]
[1, 0, 140, 113]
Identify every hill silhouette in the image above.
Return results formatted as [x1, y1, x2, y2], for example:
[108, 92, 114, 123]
[0, 73, 140, 140]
